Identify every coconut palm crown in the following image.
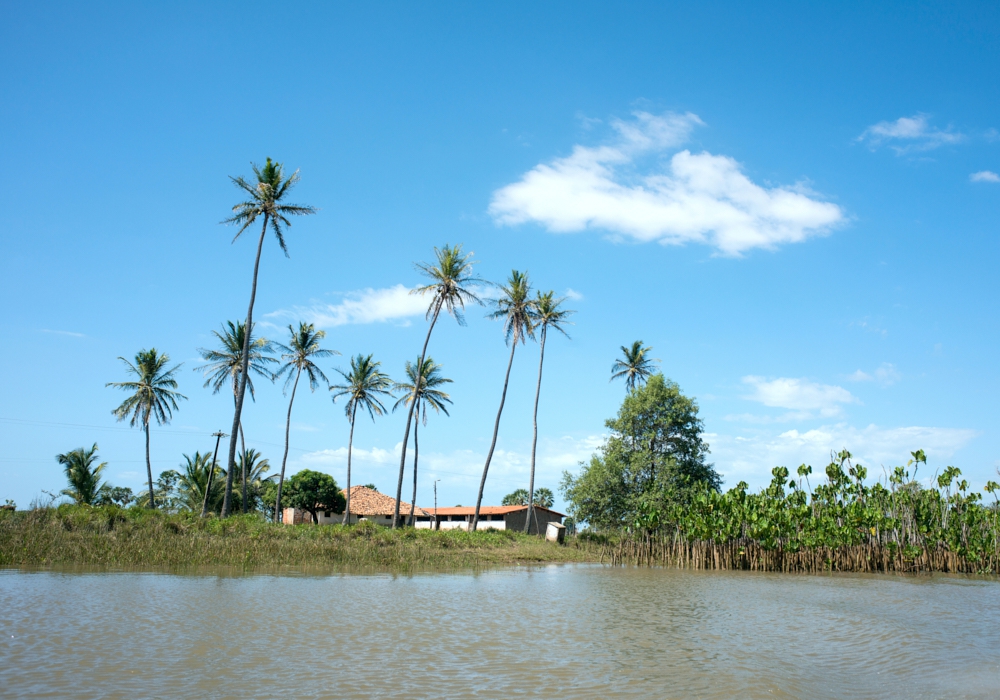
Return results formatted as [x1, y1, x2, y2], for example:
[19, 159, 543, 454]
[488, 269, 536, 346]
[195, 320, 276, 400]
[57, 444, 108, 506]
[392, 358, 453, 424]
[222, 157, 317, 256]
[611, 340, 660, 392]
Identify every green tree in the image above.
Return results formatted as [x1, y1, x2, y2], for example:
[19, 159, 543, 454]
[331, 354, 393, 524]
[283, 469, 346, 524]
[393, 357, 453, 525]
[106, 486, 134, 507]
[532, 487, 555, 509]
[272, 323, 337, 521]
[561, 374, 718, 530]
[107, 349, 186, 509]
[221, 158, 316, 517]
[176, 451, 224, 513]
[57, 444, 109, 505]
[502, 488, 529, 506]
[524, 291, 573, 532]
[195, 320, 276, 513]
[610, 341, 659, 392]
[392, 244, 482, 528]
[471, 270, 534, 531]
[136, 470, 182, 511]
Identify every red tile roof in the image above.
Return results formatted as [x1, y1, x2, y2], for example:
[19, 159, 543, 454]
[343, 485, 428, 516]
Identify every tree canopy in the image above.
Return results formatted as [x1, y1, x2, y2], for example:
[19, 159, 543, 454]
[561, 374, 719, 530]
[283, 469, 345, 523]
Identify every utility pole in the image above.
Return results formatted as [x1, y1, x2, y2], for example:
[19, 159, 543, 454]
[434, 479, 440, 531]
[202, 431, 228, 518]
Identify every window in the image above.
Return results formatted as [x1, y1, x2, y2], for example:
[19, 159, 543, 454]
[324, 511, 331, 518]
[450, 515, 466, 521]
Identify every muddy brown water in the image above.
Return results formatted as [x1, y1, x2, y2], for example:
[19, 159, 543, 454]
[1, 565, 998, 698]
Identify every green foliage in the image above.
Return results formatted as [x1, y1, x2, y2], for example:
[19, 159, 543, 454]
[107, 349, 186, 429]
[533, 487, 555, 508]
[331, 355, 393, 420]
[562, 374, 718, 530]
[223, 157, 317, 254]
[502, 489, 529, 506]
[175, 451, 225, 514]
[363, 484, 378, 492]
[0, 505, 600, 571]
[195, 320, 276, 400]
[392, 357, 452, 423]
[57, 444, 109, 505]
[274, 322, 337, 393]
[106, 487, 134, 508]
[283, 470, 346, 523]
[603, 449, 1000, 574]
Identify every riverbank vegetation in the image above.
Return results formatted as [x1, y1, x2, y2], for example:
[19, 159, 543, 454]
[562, 376, 1000, 574]
[0, 505, 599, 571]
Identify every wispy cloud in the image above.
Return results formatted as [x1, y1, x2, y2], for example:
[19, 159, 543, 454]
[970, 170, 1000, 183]
[40, 329, 85, 338]
[564, 288, 584, 301]
[266, 284, 429, 329]
[707, 424, 978, 489]
[858, 114, 964, 154]
[489, 111, 844, 257]
[742, 376, 856, 417]
[847, 363, 900, 387]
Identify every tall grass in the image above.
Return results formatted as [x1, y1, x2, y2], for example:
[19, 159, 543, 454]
[0, 505, 597, 572]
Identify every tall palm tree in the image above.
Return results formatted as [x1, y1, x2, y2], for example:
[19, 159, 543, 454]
[107, 349, 186, 509]
[392, 358, 452, 526]
[470, 270, 534, 532]
[221, 158, 316, 517]
[331, 354, 393, 525]
[392, 244, 482, 528]
[195, 320, 276, 513]
[524, 291, 573, 533]
[611, 340, 659, 392]
[272, 323, 337, 522]
[57, 444, 108, 505]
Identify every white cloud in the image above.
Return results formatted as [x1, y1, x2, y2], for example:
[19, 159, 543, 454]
[564, 288, 584, 301]
[40, 329, 85, 338]
[970, 170, 1000, 183]
[267, 284, 429, 329]
[847, 363, 900, 387]
[707, 424, 978, 489]
[858, 114, 964, 154]
[489, 111, 844, 257]
[742, 376, 856, 416]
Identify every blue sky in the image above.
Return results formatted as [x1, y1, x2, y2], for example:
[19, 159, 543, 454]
[2, 1, 998, 511]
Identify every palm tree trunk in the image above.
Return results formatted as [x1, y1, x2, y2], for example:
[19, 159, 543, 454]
[471, 341, 518, 531]
[223, 214, 269, 517]
[408, 406, 419, 527]
[144, 419, 156, 509]
[524, 325, 547, 534]
[274, 366, 302, 523]
[201, 431, 224, 517]
[239, 422, 247, 514]
[393, 297, 443, 528]
[342, 403, 357, 525]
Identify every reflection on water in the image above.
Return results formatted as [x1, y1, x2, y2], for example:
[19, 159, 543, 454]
[1, 566, 998, 698]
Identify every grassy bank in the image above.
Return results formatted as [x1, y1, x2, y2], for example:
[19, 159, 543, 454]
[0, 505, 598, 572]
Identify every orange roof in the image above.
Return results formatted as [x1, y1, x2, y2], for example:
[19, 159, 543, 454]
[343, 485, 428, 516]
[422, 505, 566, 518]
